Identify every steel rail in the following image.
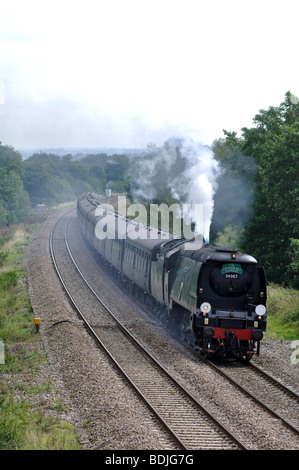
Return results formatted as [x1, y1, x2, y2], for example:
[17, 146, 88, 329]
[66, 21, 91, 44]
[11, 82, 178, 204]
[249, 362, 299, 400]
[77, 201, 299, 439]
[202, 357, 299, 436]
[73, 198, 299, 443]
[49, 210, 248, 450]
[50, 213, 189, 450]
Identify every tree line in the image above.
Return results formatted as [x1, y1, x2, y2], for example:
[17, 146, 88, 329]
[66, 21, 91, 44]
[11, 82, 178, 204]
[0, 92, 298, 287]
[211, 91, 299, 288]
[0, 147, 130, 226]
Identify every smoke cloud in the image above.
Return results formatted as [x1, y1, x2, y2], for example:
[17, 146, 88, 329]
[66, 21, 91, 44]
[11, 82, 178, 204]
[128, 137, 222, 242]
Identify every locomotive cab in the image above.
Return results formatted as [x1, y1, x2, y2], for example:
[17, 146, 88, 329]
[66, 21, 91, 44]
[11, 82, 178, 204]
[195, 250, 267, 359]
[166, 242, 267, 360]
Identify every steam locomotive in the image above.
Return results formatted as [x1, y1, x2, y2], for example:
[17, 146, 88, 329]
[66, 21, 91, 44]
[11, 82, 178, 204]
[77, 192, 267, 361]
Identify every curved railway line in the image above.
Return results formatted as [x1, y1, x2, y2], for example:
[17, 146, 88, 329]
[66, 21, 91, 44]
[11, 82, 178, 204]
[204, 358, 299, 435]
[49, 207, 299, 450]
[50, 209, 246, 450]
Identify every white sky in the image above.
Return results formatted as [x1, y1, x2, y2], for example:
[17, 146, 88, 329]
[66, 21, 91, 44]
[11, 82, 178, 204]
[0, 0, 298, 149]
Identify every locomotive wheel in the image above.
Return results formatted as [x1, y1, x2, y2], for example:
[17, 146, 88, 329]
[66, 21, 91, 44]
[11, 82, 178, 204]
[179, 312, 195, 345]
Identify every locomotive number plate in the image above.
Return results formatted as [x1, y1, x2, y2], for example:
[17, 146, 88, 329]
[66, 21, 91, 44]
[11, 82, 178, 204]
[221, 264, 243, 275]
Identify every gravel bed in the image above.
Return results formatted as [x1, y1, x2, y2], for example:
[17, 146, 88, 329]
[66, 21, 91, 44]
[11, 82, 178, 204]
[25, 211, 178, 450]
[23, 210, 299, 450]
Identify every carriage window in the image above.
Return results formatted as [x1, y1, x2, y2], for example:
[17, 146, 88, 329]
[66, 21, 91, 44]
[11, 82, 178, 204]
[130, 246, 133, 264]
[138, 249, 141, 269]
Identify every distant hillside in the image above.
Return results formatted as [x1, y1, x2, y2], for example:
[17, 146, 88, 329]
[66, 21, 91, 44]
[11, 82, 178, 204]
[17, 147, 144, 159]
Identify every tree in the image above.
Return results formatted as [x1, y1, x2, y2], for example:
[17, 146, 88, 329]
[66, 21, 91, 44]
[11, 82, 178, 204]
[0, 200, 7, 227]
[211, 137, 257, 238]
[0, 144, 31, 226]
[222, 92, 299, 286]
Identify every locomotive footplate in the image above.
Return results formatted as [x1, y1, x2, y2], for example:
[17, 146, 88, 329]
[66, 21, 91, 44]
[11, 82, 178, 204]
[199, 327, 263, 358]
[205, 326, 258, 341]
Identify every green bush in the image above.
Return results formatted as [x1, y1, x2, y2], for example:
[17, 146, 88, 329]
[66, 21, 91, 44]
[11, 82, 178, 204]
[0, 271, 18, 290]
[286, 238, 299, 289]
[0, 252, 8, 266]
[0, 394, 81, 450]
[266, 283, 299, 340]
[0, 395, 30, 450]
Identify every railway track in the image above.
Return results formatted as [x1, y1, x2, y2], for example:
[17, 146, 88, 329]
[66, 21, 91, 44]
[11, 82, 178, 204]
[85, 199, 299, 438]
[49, 207, 299, 449]
[103, 198, 299, 437]
[203, 358, 299, 435]
[49, 209, 247, 450]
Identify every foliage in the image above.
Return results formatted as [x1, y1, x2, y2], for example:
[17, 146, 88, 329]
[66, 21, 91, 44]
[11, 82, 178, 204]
[0, 392, 81, 450]
[266, 283, 299, 340]
[213, 224, 243, 251]
[22, 151, 130, 207]
[214, 92, 299, 287]
[211, 137, 257, 239]
[286, 238, 299, 288]
[0, 144, 31, 226]
[0, 226, 15, 247]
[0, 145, 130, 226]
[0, 270, 18, 290]
[0, 224, 81, 450]
[0, 200, 7, 226]
[0, 92, 298, 288]
[0, 394, 30, 449]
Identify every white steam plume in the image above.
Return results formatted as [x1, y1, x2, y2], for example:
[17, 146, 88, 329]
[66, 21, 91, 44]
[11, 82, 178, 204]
[129, 137, 222, 243]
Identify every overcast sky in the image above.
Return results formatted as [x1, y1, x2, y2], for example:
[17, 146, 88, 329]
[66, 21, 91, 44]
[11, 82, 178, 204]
[0, 0, 298, 150]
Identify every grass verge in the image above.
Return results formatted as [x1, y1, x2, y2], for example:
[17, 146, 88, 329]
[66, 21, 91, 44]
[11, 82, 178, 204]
[265, 283, 299, 341]
[0, 221, 81, 450]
